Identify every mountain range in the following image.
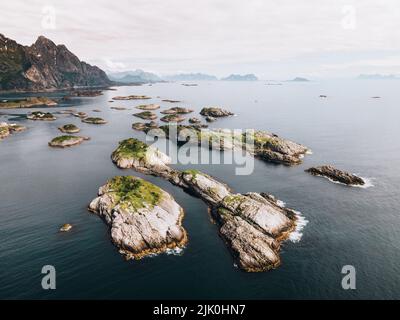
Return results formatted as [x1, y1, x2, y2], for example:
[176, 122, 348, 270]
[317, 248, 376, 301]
[0, 34, 111, 92]
[108, 71, 259, 82]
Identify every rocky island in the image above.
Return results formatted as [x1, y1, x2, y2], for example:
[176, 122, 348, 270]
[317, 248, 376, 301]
[110, 138, 303, 271]
[133, 111, 158, 120]
[0, 97, 57, 109]
[82, 117, 107, 124]
[136, 104, 160, 110]
[73, 112, 88, 118]
[200, 107, 234, 117]
[306, 165, 365, 186]
[0, 122, 26, 139]
[161, 107, 193, 115]
[27, 111, 56, 121]
[112, 95, 151, 101]
[132, 121, 158, 131]
[58, 124, 80, 134]
[162, 99, 181, 103]
[160, 114, 186, 123]
[88, 176, 187, 260]
[48, 135, 89, 148]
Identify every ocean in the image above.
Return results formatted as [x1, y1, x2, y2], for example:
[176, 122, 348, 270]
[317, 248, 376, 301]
[0, 80, 399, 299]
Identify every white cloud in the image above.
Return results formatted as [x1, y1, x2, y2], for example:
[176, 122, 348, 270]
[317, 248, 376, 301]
[1, 0, 400, 78]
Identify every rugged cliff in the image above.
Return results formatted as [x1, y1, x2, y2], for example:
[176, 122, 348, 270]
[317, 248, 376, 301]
[0, 34, 111, 92]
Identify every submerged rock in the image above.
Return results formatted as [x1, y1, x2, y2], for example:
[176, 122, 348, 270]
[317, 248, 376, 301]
[60, 224, 73, 232]
[27, 111, 56, 121]
[136, 104, 160, 110]
[58, 124, 80, 134]
[88, 176, 187, 260]
[305, 165, 365, 186]
[82, 117, 107, 124]
[110, 138, 302, 272]
[112, 95, 151, 100]
[133, 111, 158, 120]
[200, 107, 234, 117]
[0, 122, 27, 139]
[110, 107, 127, 110]
[161, 107, 193, 115]
[48, 135, 89, 148]
[160, 114, 186, 123]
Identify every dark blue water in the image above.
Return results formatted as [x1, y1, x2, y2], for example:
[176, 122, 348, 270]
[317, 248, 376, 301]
[0, 80, 399, 299]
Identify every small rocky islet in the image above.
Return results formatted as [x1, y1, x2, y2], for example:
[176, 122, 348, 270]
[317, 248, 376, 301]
[200, 107, 235, 117]
[133, 111, 158, 120]
[59, 224, 73, 232]
[135, 104, 160, 110]
[160, 114, 186, 123]
[0, 122, 27, 139]
[81, 117, 107, 124]
[88, 176, 187, 260]
[112, 95, 151, 101]
[59, 124, 80, 134]
[306, 165, 365, 186]
[27, 111, 57, 121]
[161, 107, 193, 115]
[48, 135, 89, 148]
[132, 121, 158, 131]
[109, 138, 300, 272]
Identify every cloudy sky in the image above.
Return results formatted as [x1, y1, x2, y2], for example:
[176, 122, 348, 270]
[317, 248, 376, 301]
[1, 0, 400, 79]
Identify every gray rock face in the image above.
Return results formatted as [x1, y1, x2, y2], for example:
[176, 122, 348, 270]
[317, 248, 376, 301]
[0, 34, 111, 92]
[306, 165, 365, 186]
[110, 138, 302, 272]
[88, 176, 187, 260]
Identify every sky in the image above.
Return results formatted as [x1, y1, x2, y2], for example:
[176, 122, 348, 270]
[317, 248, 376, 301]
[1, 0, 400, 79]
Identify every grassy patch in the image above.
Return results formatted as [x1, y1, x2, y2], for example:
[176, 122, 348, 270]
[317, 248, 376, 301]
[112, 138, 149, 160]
[107, 176, 162, 210]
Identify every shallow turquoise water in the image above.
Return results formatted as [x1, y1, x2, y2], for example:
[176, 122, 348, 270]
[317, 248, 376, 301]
[0, 80, 399, 299]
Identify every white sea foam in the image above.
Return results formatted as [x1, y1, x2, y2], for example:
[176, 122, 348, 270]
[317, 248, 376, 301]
[306, 150, 313, 155]
[276, 200, 286, 208]
[289, 210, 309, 243]
[166, 247, 185, 256]
[313, 174, 375, 188]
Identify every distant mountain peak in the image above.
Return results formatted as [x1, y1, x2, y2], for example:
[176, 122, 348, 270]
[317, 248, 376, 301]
[0, 34, 111, 92]
[221, 74, 258, 81]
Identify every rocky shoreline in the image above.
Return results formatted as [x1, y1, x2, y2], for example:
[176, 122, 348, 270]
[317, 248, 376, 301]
[110, 138, 301, 272]
[88, 176, 187, 260]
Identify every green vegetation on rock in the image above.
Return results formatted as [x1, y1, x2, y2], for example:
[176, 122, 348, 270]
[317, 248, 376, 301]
[107, 176, 163, 210]
[112, 138, 148, 160]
